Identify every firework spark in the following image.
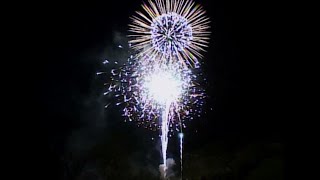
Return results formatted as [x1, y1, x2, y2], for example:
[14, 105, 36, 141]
[129, 0, 210, 67]
[103, 56, 205, 133]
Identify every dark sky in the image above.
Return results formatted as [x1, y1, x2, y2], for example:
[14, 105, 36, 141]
[17, 0, 284, 179]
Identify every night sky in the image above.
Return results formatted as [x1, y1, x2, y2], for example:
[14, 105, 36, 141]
[19, 0, 284, 179]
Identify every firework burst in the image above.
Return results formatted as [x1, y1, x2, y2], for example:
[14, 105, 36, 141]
[102, 55, 205, 134]
[129, 0, 210, 67]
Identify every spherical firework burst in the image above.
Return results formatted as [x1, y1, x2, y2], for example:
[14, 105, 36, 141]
[102, 55, 205, 134]
[129, 0, 210, 67]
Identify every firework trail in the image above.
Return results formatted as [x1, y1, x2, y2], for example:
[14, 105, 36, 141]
[129, 0, 210, 67]
[179, 132, 183, 179]
[161, 101, 170, 178]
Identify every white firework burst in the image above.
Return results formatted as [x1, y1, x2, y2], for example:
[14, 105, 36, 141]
[101, 55, 205, 133]
[129, 0, 211, 67]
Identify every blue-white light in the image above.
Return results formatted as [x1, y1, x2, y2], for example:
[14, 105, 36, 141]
[179, 133, 184, 139]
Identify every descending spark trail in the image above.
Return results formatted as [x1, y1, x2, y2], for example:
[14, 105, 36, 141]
[179, 132, 183, 179]
[142, 62, 186, 176]
[145, 69, 186, 177]
[161, 101, 171, 177]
